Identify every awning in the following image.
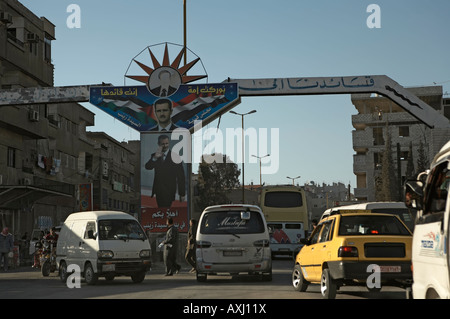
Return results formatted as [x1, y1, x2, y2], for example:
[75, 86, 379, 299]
[0, 185, 73, 209]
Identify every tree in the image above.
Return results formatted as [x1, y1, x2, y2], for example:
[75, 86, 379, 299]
[416, 139, 428, 174]
[196, 153, 240, 211]
[375, 124, 399, 201]
[405, 142, 415, 179]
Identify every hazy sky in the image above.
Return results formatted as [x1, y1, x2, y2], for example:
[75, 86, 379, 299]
[20, 0, 450, 189]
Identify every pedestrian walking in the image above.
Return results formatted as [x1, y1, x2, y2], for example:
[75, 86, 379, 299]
[0, 227, 14, 271]
[159, 217, 181, 276]
[185, 219, 197, 273]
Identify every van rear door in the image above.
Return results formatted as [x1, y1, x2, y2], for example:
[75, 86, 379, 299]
[198, 210, 267, 264]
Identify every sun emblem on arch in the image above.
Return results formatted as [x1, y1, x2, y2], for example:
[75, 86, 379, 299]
[125, 43, 207, 97]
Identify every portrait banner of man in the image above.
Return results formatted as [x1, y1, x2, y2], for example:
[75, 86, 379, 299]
[140, 131, 190, 233]
[89, 82, 239, 133]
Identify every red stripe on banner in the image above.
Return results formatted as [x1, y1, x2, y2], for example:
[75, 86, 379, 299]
[173, 93, 198, 107]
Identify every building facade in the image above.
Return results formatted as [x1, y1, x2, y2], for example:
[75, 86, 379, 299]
[0, 1, 138, 249]
[351, 86, 450, 202]
[87, 132, 139, 217]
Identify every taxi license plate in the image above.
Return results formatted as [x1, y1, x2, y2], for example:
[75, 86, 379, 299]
[379, 266, 401, 273]
[223, 251, 242, 257]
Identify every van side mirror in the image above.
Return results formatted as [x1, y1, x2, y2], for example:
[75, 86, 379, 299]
[404, 180, 424, 210]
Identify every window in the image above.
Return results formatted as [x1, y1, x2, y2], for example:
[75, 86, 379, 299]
[374, 152, 383, 169]
[400, 151, 409, 161]
[309, 224, 323, 245]
[399, 126, 409, 137]
[44, 37, 52, 62]
[318, 221, 333, 243]
[98, 219, 146, 240]
[7, 147, 15, 168]
[373, 127, 384, 146]
[338, 215, 410, 236]
[264, 191, 303, 208]
[200, 211, 265, 234]
[424, 162, 449, 220]
[84, 221, 96, 239]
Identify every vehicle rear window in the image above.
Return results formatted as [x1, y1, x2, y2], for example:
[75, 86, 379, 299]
[339, 215, 411, 236]
[264, 191, 303, 208]
[371, 208, 415, 231]
[200, 211, 265, 234]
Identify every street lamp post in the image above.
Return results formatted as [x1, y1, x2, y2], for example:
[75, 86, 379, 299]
[230, 109, 257, 203]
[252, 154, 270, 186]
[287, 175, 301, 186]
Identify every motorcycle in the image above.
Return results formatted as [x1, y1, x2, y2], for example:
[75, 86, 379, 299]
[40, 239, 57, 276]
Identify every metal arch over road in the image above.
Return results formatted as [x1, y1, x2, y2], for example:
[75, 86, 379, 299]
[224, 75, 450, 129]
[0, 75, 448, 129]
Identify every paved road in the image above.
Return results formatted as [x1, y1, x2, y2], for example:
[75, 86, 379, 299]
[0, 258, 407, 300]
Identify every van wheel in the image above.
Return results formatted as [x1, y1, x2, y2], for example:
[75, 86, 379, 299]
[59, 261, 68, 283]
[320, 268, 337, 299]
[131, 271, 146, 283]
[292, 264, 309, 292]
[196, 272, 207, 282]
[84, 263, 98, 285]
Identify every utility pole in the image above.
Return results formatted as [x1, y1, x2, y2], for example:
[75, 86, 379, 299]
[230, 110, 257, 203]
[183, 0, 187, 66]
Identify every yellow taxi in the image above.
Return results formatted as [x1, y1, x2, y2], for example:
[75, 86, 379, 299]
[292, 212, 413, 298]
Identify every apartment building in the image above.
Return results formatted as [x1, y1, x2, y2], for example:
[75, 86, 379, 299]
[0, 0, 138, 243]
[86, 132, 138, 217]
[351, 86, 450, 202]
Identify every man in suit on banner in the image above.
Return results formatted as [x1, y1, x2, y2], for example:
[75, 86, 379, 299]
[145, 134, 186, 208]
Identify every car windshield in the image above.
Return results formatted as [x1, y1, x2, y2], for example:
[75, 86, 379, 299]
[98, 219, 146, 240]
[200, 211, 265, 235]
[339, 215, 411, 236]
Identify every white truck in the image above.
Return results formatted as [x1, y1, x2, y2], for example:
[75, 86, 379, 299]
[405, 141, 450, 299]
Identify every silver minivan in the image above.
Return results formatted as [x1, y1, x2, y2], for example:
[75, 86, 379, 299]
[196, 204, 272, 282]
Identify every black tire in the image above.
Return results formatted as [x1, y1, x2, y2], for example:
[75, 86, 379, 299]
[292, 264, 309, 292]
[41, 259, 51, 277]
[196, 272, 207, 282]
[320, 268, 337, 299]
[131, 271, 146, 283]
[84, 263, 98, 285]
[59, 261, 68, 283]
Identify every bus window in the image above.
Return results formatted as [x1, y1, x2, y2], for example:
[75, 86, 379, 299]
[285, 224, 301, 229]
[264, 191, 303, 208]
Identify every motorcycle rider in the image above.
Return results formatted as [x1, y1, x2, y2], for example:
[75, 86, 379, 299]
[32, 231, 44, 268]
[40, 227, 59, 276]
[44, 227, 58, 243]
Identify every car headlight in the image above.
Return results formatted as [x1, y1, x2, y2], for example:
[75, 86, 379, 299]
[139, 249, 151, 258]
[97, 250, 114, 259]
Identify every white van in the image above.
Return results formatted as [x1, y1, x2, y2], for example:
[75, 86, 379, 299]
[56, 211, 151, 285]
[196, 204, 272, 282]
[405, 141, 450, 299]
